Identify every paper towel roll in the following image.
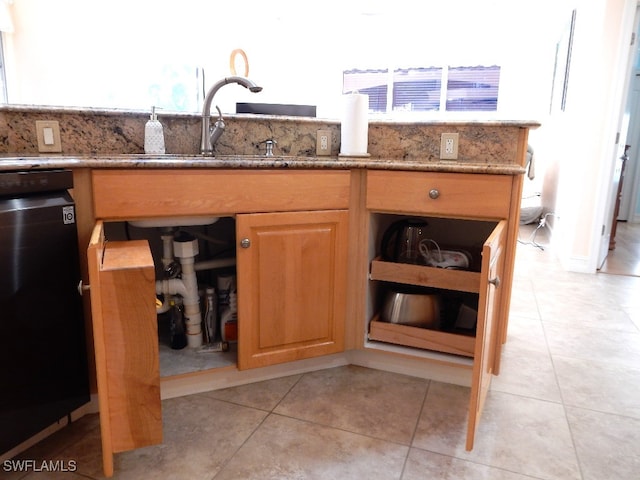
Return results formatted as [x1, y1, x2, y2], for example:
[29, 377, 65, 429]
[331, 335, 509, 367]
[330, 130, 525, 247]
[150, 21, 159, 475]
[340, 93, 369, 156]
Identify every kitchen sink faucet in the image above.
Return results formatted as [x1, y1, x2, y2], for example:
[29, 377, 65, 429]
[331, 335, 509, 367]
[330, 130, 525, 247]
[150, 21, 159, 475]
[200, 76, 262, 155]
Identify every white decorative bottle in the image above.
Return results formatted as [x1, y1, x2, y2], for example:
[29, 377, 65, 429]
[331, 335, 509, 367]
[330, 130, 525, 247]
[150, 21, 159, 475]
[144, 106, 165, 154]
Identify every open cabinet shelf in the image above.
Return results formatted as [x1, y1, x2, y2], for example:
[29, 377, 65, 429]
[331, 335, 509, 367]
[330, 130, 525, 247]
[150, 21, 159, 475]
[370, 257, 481, 293]
[368, 315, 475, 357]
[368, 258, 479, 357]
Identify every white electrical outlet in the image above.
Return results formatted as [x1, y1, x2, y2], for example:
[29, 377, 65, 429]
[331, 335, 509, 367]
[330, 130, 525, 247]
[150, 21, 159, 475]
[440, 132, 459, 160]
[316, 129, 331, 156]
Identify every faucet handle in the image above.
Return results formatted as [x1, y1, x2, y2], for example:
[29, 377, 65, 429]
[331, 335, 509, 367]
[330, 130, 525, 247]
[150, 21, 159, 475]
[209, 105, 226, 146]
[260, 139, 277, 157]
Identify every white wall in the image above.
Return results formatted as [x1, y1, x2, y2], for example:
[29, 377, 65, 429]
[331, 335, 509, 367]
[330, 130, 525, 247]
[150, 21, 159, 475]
[543, 0, 637, 272]
[4, 0, 566, 120]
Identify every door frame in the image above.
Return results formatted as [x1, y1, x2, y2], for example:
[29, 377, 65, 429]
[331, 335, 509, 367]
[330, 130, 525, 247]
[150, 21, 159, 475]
[596, 0, 639, 269]
[621, 6, 640, 223]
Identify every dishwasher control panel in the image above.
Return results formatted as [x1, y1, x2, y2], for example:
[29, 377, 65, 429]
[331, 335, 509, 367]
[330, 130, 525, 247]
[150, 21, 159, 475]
[0, 169, 73, 197]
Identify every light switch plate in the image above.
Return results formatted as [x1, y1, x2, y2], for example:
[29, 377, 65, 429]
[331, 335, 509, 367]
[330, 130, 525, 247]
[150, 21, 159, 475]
[36, 120, 62, 153]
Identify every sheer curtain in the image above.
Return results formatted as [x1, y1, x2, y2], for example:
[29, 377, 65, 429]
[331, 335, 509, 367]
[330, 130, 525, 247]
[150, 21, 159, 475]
[0, 0, 13, 33]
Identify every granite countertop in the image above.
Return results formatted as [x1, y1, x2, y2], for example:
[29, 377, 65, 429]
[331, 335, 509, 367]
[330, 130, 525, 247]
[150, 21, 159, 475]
[0, 154, 526, 175]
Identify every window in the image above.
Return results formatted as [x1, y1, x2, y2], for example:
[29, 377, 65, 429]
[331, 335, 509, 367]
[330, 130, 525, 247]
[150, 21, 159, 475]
[0, 34, 6, 103]
[446, 66, 500, 112]
[343, 65, 500, 114]
[393, 67, 442, 112]
[343, 69, 389, 112]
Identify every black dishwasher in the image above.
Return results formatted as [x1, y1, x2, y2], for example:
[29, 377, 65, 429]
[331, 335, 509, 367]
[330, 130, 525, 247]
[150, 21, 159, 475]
[0, 169, 90, 455]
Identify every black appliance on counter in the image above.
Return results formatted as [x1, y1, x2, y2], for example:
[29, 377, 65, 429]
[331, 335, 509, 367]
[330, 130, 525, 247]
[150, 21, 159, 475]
[0, 169, 90, 454]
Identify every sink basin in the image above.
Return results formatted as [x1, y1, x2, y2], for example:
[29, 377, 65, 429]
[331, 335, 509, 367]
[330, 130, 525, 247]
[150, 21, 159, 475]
[128, 216, 219, 228]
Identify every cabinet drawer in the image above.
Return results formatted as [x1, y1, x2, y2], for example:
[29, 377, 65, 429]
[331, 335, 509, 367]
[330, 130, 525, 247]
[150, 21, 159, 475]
[366, 170, 512, 219]
[92, 169, 351, 220]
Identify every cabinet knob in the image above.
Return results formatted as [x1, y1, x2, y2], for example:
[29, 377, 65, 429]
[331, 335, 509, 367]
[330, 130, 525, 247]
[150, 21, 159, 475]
[240, 238, 251, 248]
[489, 276, 501, 288]
[428, 189, 440, 199]
[77, 280, 90, 296]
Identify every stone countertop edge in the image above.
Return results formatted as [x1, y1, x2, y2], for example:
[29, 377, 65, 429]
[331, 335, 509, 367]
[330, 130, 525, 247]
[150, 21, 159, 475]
[0, 155, 526, 175]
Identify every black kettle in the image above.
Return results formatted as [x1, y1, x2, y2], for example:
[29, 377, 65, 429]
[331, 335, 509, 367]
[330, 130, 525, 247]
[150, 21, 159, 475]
[381, 218, 429, 264]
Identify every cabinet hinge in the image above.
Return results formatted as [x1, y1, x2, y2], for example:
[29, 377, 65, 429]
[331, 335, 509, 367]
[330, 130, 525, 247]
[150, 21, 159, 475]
[632, 32, 636, 46]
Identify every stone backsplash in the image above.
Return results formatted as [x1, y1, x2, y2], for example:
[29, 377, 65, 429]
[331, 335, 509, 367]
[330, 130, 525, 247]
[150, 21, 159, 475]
[0, 105, 537, 164]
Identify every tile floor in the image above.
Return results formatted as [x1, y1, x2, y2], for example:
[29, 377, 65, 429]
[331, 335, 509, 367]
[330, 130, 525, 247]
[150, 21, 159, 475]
[6, 225, 640, 479]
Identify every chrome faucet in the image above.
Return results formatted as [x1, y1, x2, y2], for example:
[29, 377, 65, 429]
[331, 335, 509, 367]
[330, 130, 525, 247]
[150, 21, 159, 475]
[200, 76, 262, 155]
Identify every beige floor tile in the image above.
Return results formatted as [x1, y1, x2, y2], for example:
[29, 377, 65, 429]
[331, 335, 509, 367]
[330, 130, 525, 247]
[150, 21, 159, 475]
[200, 374, 302, 411]
[623, 305, 640, 331]
[543, 320, 640, 370]
[413, 383, 581, 480]
[402, 448, 533, 480]
[538, 297, 639, 333]
[215, 414, 408, 480]
[115, 395, 267, 479]
[40, 395, 268, 479]
[21, 469, 89, 479]
[502, 314, 548, 352]
[566, 406, 640, 480]
[491, 342, 562, 403]
[508, 278, 540, 320]
[274, 365, 428, 445]
[535, 287, 623, 324]
[6, 414, 100, 480]
[553, 354, 640, 418]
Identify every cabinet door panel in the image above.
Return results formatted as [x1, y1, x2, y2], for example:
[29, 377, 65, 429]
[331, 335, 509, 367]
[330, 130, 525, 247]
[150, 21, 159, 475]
[237, 210, 348, 369]
[87, 221, 161, 477]
[466, 220, 506, 450]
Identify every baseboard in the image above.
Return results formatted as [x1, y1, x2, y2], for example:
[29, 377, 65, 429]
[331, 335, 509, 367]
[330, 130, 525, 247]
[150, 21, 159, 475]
[160, 353, 351, 399]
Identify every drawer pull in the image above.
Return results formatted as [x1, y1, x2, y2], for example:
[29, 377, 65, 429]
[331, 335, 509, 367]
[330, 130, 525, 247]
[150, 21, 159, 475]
[428, 189, 440, 199]
[240, 238, 251, 248]
[489, 276, 501, 288]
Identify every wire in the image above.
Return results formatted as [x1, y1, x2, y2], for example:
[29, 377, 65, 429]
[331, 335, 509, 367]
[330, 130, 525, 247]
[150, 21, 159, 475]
[518, 212, 555, 251]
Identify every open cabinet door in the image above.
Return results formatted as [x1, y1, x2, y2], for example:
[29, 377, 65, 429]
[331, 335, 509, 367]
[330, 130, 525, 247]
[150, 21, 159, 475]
[466, 220, 506, 451]
[87, 221, 162, 477]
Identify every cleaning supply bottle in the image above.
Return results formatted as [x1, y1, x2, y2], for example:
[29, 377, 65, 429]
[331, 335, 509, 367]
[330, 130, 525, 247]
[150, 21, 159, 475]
[203, 287, 217, 344]
[221, 289, 237, 343]
[218, 274, 237, 343]
[169, 298, 187, 350]
[144, 106, 165, 154]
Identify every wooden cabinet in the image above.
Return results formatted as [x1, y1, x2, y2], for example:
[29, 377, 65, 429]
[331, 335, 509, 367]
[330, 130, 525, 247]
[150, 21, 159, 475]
[91, 168, 351, 369]
[87, 221, 162, 478]
[88, 169, 351, 475]
[236, 210, 348, 369]
[85, 166, 522, 474]
[365, 170, 519, 450]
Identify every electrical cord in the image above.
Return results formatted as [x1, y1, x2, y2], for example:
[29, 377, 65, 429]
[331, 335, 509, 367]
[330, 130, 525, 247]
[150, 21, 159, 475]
[518, 212, 555, 251]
